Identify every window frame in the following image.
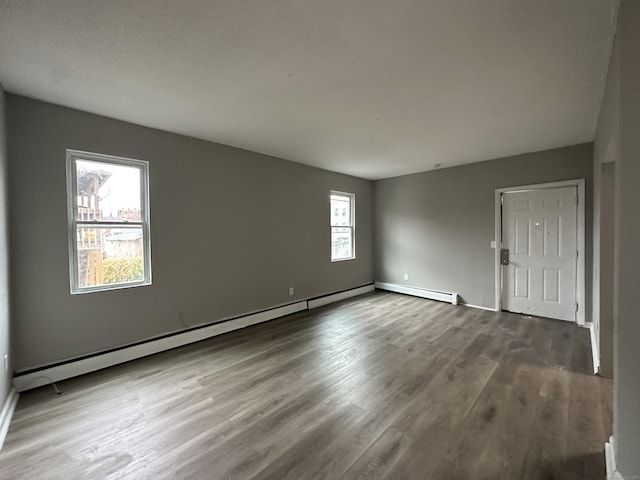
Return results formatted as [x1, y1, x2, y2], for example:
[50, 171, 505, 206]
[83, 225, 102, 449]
[66, 149, 152, 294]
[330, 190, 355, 262]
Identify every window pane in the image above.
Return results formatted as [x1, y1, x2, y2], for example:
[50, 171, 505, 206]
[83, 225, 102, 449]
[76, 225, 145, 288]
[331, 227, 353, 260]
[331, 195, 351, 226]
[76, 160, 141, 222]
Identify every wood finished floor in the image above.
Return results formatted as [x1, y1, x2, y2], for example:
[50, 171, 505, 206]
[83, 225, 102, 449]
[1, 292, 612, 480]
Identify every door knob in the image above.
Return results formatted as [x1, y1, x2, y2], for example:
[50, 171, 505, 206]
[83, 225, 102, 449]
[501, 248, 510, 265]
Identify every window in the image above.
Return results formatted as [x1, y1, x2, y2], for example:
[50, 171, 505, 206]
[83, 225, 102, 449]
[66, 150, 151, 294]
[330, 191, 355, 261]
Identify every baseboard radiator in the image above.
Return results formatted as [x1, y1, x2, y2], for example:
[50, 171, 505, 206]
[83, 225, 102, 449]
[374, 281, 459, 305]
[12, 283, 375, 392]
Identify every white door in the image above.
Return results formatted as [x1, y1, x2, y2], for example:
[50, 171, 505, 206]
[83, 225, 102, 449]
[501, 186, 577, 322]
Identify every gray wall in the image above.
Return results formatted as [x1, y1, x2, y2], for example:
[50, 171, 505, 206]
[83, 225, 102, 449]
[614, 1, 640, 475]
[0, 86, 11, 404]
[593, 27, 619, 378]
[7, 95, 373, 371]
[598, 162, 615, 378]
[374, 143, 593, 311]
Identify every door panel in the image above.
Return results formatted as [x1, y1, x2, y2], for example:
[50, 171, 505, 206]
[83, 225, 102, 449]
[502, 187, 577, 321]
[543, 268, 560, 302]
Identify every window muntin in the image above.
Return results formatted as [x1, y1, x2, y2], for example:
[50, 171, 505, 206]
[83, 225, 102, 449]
[67, 150, 151, 294]
[330, 191, 355, 261]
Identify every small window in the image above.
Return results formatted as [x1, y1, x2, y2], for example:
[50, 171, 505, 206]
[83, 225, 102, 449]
[66, 150, 152, 294]
[330, 191, 355, 261]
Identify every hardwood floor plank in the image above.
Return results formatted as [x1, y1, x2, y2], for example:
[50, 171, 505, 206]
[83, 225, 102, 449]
[520, 366, 571, 479]
[248, 403, 366, 480]
[0, 292, 612, 480]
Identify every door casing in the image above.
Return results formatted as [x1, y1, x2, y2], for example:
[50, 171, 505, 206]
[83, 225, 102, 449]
[494, 179, 586, 325]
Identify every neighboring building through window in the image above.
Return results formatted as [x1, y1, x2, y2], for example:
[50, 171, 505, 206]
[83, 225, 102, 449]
[66, 150, 151, 293]
[330, 191, 355, 261]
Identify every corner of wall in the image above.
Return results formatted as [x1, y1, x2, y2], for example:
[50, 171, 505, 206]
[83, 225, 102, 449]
[0, 83, 12, 413]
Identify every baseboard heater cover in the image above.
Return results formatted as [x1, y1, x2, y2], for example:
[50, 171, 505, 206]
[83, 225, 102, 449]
[13, 301, 307, 392]
[308, 284, 375, 309]
[13, 283, 375, 392]
[374, 282, 459, 305]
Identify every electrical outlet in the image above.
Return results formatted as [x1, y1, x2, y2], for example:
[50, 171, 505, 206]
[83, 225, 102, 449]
[491, 240, 497, 249]
[403, 273, 409, 281]
[288, 287, 294, 296]
[3, 354, 7, 374]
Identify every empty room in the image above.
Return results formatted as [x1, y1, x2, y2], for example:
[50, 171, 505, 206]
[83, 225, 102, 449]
[0, 1, 638, 479]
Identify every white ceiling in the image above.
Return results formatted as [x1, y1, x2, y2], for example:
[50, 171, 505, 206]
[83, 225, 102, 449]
[0, 0, 617, 180]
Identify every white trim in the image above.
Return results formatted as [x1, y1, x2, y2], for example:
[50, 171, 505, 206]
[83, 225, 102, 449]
[66, 149, 152, 295]
[0, 388, 19, 450]
[375, 282, 458, 305]
[13, 301, 307, 392]
[494, 179, 586, 325]
[586, 322, 600, 374]
[577, 180, 586, 325]
[330, 190, 355, 262]
[494, 191, 502, 315]
[308, 284, 375, 309]
[605, 436, 626, 480]
[459, 302, 498, 312]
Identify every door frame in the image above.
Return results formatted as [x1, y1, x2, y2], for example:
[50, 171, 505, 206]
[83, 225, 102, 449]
[494, 179, 586, 325]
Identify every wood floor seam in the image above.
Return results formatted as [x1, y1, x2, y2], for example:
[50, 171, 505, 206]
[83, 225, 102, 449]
[0, 292, 612, 479]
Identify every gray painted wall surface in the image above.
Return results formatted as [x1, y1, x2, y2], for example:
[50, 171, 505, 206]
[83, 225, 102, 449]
[0, 86, 11, 405]
[7, 95, 373, 371]
[615, 1, 640, 475]
[374, 144, 593, 311]
[599, 162, 614, 378]
[593, 27, 619, 378]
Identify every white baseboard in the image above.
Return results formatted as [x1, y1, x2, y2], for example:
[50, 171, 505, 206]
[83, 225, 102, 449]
[587, 322, 600, 375]
[13, 284, 377, 392]
[308, 284, 375, 309]
[375, 282, 458, 305]
[459, 302, 498, 312]
[13, 301, 307, 392]
[0, 388, 19, 451]
[605, 436, 626, 480]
